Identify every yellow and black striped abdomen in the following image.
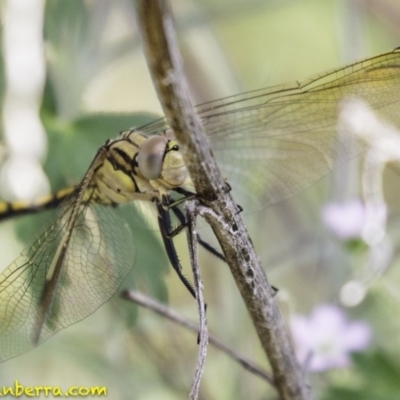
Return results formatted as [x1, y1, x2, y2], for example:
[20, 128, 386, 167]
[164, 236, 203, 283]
[0, 187, 77, 221]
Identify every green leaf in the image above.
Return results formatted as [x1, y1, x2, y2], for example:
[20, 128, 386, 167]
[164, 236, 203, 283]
[323, 351, 400, 400]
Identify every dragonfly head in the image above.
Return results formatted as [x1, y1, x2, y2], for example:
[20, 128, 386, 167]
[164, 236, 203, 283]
[137, 133, 190, 189]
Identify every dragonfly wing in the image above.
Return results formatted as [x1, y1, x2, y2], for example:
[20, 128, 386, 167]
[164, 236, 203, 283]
[140, 50, 400, 211]
[0, 192, 135, 362]
[201, 51, 400, 210]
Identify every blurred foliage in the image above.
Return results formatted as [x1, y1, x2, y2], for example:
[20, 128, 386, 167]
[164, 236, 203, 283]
[323, 351, 400, 400]
[0, 0, 400, 399]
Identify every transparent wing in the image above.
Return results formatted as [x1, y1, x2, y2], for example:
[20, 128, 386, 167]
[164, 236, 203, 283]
[140, 50, 400, 210]
[0, 190, 135, 362]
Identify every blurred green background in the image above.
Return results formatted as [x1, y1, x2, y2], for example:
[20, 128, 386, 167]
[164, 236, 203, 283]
[0, 0, 400, 399]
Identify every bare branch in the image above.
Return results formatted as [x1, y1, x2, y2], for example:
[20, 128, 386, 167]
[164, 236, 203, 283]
[121, 289, 273, 384]
[133, 1, 313, 399]
[133, 1, 224, 200]
[185, 201, 208, 400]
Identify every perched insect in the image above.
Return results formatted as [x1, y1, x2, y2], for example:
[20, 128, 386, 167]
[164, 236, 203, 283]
[0, 48, 400, 362]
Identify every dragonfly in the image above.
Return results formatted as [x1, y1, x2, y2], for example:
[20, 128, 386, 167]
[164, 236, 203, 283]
[0, 48, 400, 362]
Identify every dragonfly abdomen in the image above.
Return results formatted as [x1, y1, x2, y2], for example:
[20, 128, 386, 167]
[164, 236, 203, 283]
[0, 186, 76, 221]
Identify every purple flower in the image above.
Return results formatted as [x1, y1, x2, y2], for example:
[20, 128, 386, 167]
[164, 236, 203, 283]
[322, 199, 366, 239]
[290, 304, 371, 372]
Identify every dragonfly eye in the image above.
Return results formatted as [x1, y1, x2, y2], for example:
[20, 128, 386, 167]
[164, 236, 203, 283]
[137, 135, 168, 180]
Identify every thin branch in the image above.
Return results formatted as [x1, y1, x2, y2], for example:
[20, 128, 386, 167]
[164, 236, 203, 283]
[185, 200, 208, 400]
[121, 289, 273, 384]
[133, 1, 313, 399]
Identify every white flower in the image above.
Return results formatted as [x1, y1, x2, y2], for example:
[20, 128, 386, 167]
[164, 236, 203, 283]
[290, 304, 371, 372]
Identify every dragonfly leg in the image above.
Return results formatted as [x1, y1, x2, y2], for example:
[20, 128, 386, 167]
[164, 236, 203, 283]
[162, 197, 279, 297]
[161, 189, 196, 210]
[236, 204, 243, 214]
[164, 216, 187, 238]
[171, 205, 226, 262]
[157, 201, 197, 299]
[170, 201, 279, 296]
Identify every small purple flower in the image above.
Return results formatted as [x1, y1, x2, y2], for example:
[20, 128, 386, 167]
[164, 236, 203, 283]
[322, 199, 366, 239]
[290, 304, 371, 372]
